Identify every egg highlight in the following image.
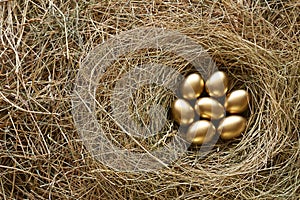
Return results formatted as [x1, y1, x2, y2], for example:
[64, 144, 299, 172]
[218, 115, 247, 140]
[172, 99, 195, 125]
[186, 120, 216, 144]
[194, 97, 225, 120]
[225, 90, 249, 113]
[181, 73, 204, 99]
[205, 71, 228, 97]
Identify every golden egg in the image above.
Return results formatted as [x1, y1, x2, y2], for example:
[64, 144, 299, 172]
[194, 97, 225, 120]
[225, 90, 249, 113]
[172, 99, 195, 125]
[205, 71, 228, 97]
[186, 120, 216, 144]
[218, 116, 247, 140]
[181, 73, 204, 99]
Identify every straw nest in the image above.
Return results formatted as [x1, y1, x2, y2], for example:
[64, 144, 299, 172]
[0, 0, 299, 199]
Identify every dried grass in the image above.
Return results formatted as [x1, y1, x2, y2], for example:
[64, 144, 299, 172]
[0, 0, 299, 199]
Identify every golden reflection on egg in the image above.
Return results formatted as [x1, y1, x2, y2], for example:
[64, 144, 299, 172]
[194, 97, 225, 120]
[186, 120, 216, 144]
[172, 99, 195, 125]
[218, 115, 247, 140]
[205, 71, 228, 97]
[181, 73, 204, 99]
[225, 90, 249, 113]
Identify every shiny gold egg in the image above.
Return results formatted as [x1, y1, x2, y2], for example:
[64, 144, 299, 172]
[181, 73, 204, 99]
[218, 116, 247, 140]
[194, 97, 225, 120]
[225, 90, 249, 113]
[172, 99, 195, 125]
[186, 120, 216, 144]
[205, 71, 228, 97]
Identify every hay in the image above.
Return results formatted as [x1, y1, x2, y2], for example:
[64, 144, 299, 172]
[0, 0, 299, 199]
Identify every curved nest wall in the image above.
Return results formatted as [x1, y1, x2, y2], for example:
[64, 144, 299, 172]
[0, 0, 299, 199]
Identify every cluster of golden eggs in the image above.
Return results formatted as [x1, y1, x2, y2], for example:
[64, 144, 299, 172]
[172, 71, 249, 145]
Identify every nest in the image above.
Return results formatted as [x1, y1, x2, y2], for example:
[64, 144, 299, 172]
[0, 0, 299, 199]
